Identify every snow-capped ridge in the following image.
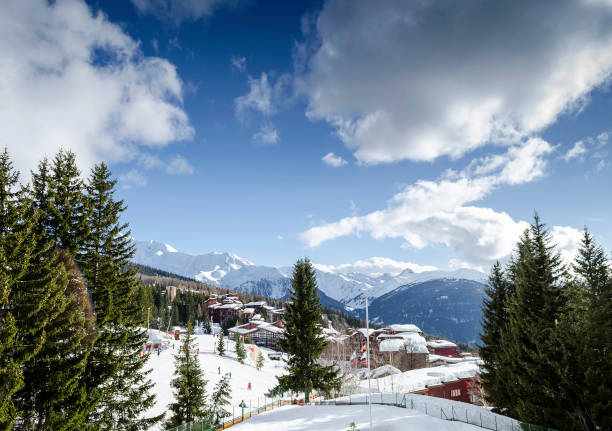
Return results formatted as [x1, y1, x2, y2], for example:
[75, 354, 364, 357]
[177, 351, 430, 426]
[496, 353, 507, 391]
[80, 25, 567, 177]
[132, 240, 486, 307]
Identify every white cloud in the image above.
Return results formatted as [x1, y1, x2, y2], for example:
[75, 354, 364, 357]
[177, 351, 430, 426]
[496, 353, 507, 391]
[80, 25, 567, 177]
[252, 125, 279, 145]
[231, 56, 246, 72]
[131, 0, 232, 24]
[276, 235, 283, 240]
[322, 152, 347, 167]
[315, 257, 437, 277]
[0, 0, 193, 176]
[234, 72, 291, 119]
[565, 141, 587, 161]
[301, 139, 580, 270]
[298, 1, 612, 164]
[551, 226, 582, 266]
[119, 168, 148, 189]
[166, 155, 195, 175]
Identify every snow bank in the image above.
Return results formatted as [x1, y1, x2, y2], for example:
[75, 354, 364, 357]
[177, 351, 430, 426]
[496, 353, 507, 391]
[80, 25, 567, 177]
[231, 404, 480, 431]
[334, 393, 521, 431]
[357, 362, 480, 394]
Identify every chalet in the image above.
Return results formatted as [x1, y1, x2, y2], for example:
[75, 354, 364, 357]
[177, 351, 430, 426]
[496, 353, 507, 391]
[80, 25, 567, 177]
[427, 339, 459, 357]
[245, 301, 267, 314]
[228, 319, 285, 350]
[242, 307, 256, 322]
[377, 331, 429, 371]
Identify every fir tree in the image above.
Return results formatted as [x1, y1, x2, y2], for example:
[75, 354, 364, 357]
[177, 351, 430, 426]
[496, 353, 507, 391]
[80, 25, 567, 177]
[217, 332, 225, 356]
[255, 351, 265, 371]
[81, 163, 161, 430]
[0, 148, 35, 429]
[501, 215, 568, 428]
[0, 149, 66, 430]
[46, 149, 90, 259]
[478, 262, 513, 412]
[18, 251, 96, 430]
[235, 334, 246, 364]
[210, 374, 231, 426]
[274, 259, 342, 402]
[166, 322, 209, 429]
[559, 230, 611, 430]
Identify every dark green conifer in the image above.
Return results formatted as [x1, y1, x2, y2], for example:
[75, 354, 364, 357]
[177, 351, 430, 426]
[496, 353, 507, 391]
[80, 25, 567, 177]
[478, 261, 513, 412]
[255, 351, 264, 371]
[559, 230, 611, 430]
[235, 334, 246, 364]
[19, 251, 95, 430]
[166, 322, 209, 429]
[210, 374, 231, 426]
[81, 163, 161, 430]
[274, 258, 342, 402]
[47, 149, 90, 259]
[502, 216, 568, 427]
[217, 332, 225, 356]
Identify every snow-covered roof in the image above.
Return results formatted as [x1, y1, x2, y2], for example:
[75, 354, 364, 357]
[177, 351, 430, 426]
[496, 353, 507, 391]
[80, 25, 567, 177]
[370, 364, 401, 378]
[358, 362, 481, 393]
[243, 308, 255, 314]
[427, 339, 457, 348]
[428, 354, 479, 364]
[379, 332, 428, 353]
[389, 324, 421, 333]
[356, 328, 375, 338]
[246, 301, 266, 307]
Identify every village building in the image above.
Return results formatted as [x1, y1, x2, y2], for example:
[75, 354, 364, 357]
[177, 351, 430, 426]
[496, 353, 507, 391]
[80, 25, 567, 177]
[228, 318, 285, 350]
[427, 339, 460, 357]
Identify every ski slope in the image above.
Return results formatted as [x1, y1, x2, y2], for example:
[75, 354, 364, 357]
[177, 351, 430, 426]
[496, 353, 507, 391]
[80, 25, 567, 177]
[230, 404, 482, 430]
[144, 332, 286, 429]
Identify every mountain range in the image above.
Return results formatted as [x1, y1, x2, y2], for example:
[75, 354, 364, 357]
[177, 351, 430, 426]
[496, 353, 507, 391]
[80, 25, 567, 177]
[133, 240, 488, 343]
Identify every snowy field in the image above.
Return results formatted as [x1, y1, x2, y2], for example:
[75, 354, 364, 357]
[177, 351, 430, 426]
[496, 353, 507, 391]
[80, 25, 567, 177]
[231, 404, 482, 431]
[144, 331, 287, 429]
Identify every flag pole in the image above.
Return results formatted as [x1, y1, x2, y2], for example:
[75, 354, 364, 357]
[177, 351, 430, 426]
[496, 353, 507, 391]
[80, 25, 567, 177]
[366, 297, 372, 430]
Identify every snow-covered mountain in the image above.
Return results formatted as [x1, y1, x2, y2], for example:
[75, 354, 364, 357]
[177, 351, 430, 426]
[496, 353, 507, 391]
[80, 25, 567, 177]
[133, 240, 486, 307]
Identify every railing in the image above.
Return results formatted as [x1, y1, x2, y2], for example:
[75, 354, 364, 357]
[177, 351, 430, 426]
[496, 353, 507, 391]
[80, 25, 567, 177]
[166, 393, 320, 431]
[312, 393, 556, 431]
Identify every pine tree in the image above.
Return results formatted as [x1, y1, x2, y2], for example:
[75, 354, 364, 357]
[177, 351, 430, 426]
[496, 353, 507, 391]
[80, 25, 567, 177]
[18, 251, 96, 430]
[46, 149, 90, 259]
[210, 374, 231, 426]
[166, 322, 209, 429]
[235, 334, 246, 364]
[255, 351, 265, 371]
[81, 163, 161, 430]
[0, 148, 35, 429]
[274, 259, 342, 402]
[217, 332, 225, 356]
[501, 216, 568, 427]
[478, 262, 513, 412]
[559, 230, 611, 430]
[0, 149, 67, 430]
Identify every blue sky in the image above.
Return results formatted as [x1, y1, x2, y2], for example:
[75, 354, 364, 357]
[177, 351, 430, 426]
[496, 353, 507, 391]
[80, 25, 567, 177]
[1, 0, 611, 272]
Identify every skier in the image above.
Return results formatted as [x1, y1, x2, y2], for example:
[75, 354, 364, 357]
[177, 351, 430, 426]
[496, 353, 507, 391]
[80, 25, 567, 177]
[218, 366, 220, 374]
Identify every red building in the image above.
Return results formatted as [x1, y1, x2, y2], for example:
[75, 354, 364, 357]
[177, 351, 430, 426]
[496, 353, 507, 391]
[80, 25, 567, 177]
[427, 339, 459, 357]
[412, 377, 473, 404]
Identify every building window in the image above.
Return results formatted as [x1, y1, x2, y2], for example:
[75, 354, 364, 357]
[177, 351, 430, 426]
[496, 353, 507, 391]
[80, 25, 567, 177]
[451, 389, 461, 397]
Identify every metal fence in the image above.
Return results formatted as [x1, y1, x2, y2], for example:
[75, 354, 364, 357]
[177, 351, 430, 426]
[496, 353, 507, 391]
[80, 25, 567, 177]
[313, 393, 557, 431]
[166, 395, 292, 431]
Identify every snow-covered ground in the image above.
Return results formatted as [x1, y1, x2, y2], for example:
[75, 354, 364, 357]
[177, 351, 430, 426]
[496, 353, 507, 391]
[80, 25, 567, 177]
[230, 404, 481, 430]
[144, 332, 286, 429]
